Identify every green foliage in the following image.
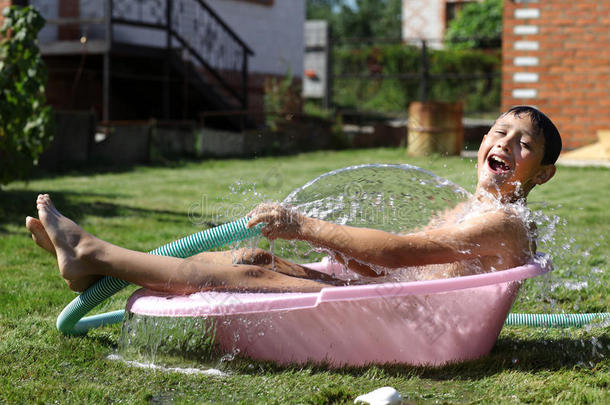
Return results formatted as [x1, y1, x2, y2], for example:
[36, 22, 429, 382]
[306, 0, 341, 20]
[0, 6, 54, 185]
[306, 0, 402, 40]
[334, 0, 402, 39]
[333, 44, 501, 113]
[263, 71, 301, 130]
[304, 100, 333, 119]
[306, 1, 501, 113]
[444, 0, 503, 50]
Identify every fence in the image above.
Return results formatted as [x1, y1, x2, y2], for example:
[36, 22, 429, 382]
[307, 35, 502, 117]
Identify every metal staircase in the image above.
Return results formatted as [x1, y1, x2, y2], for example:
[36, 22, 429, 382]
[33, 0, 253, 121]
[112, 0, 253, 109]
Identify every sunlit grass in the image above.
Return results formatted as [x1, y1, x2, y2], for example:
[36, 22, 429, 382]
[0, 149, 608, 403]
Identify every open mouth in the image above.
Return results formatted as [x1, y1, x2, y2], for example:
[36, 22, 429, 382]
[487, 155, 511, 173]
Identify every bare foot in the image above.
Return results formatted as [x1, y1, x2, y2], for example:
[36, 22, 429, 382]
[26, 216, 56, 256]
[36, 194, 103, 292]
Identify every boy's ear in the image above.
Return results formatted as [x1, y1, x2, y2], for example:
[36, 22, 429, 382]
[534, 165, 556, 185]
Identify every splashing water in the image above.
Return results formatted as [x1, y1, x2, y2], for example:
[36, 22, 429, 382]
[117, 312, 233, 373]
[283, 164, 470, 233]
[276, 164, 474, 278]
[118, 164, 606, 370]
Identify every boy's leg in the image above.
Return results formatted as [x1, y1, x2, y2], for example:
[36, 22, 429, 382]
[31, 194, 330, 294]
[192, 248, 345, 285]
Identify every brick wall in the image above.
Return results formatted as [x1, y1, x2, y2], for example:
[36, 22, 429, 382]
[503, 0, 610, 150]
[0, 1, 13, 30]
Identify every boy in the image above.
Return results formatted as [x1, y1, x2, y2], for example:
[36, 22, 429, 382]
[26, 106, 561, 293]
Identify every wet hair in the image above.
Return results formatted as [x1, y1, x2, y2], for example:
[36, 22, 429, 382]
[502, 106, 562, 165]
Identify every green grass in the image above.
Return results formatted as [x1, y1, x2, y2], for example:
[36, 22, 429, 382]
[1, 148, 608, 404]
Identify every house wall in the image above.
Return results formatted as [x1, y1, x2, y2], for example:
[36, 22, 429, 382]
[206, 0, 304, 77]
[32, 0, 303, 117]
[75, 0, 306, 77]
[402, 0, 444, 44]
[502, 0, 610, 149]
[44, 55, 103, 114]
[203, 0, 304, 116]
[31, 0, 106, 43]
[34, 0, 153, 44]
[402, 0, 482, 47]
[11, 0, 304, 76]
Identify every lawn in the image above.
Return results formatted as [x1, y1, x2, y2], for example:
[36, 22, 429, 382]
[0, 148, 608, 404]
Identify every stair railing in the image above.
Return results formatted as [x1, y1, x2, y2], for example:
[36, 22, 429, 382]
[111, 0, 253, 109]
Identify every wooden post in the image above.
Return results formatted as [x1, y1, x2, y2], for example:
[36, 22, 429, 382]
[419, 39, 428, 102]
[324, 25, 333, 110]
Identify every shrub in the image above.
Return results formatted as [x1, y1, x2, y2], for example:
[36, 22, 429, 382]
[444, 0, 503, 50]
[263, 70, 302, 130]
[0, 6, 54, 185]
[332, 43, 500, 113]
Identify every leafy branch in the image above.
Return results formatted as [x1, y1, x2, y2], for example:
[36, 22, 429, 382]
[0, 6, 54, 185]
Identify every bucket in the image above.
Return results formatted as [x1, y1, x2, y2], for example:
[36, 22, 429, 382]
[407, 101, 463, 156]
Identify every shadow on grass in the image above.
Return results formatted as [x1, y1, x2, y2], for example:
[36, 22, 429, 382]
[0, 189, 188, 233]
[29, 158, 193, 182]
[412, 333, 610, 380]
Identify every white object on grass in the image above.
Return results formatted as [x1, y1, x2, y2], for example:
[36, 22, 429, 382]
[354, 387, 402, 405]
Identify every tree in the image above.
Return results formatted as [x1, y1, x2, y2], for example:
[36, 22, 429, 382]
[306, 0, 402, 41]
[444, 0, 503, 50]
[306, 0, 341, 20]
[0, 6, 54, 185]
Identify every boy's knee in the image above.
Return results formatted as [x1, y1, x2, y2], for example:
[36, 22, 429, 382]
[239, 265, 269, 280]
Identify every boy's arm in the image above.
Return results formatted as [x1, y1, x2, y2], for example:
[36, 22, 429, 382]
[248, 204, 530, 270]
[300, 210, 530, 268]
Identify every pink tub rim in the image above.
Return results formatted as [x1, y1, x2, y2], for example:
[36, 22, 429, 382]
[316, 257, 551, 303]
[126, 256, 551, 317]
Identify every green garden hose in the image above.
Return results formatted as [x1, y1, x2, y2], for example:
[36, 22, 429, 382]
[56, 217, 609, 335]
[56, 217, 262, 335]
[505, 312, 609, 328]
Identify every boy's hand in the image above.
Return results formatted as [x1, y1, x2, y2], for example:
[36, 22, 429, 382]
[246, 203, 305, 240]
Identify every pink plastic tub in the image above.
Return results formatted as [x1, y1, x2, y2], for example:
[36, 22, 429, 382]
[126, 258, 551, 367]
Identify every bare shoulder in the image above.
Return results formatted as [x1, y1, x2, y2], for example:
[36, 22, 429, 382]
[461, 206, 532, 255]
[477, 206, 526, 226]
[459, 205, 528, 235]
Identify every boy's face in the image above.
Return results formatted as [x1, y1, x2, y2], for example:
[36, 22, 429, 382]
[476, 112, 555, 200]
